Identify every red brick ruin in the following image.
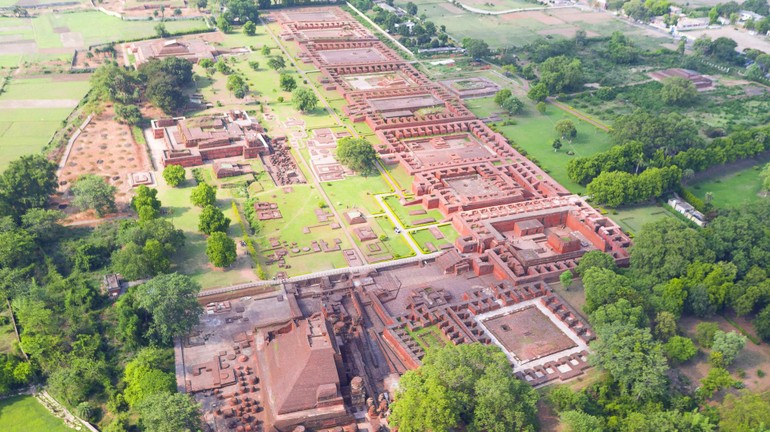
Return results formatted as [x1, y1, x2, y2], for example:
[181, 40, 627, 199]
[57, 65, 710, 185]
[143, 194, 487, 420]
[177, 8, 634, 432]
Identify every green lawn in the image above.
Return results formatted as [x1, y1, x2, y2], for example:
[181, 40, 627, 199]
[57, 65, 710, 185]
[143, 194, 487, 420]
[383, 195, 445, 228]
[689, 165, 767, 209]
[466, 97, 613, 193]
[406, 324, 450, 352]
[383, 163, 413, 192]
[323, 174, 393, 215]
[0, 396, 73, 432]
[372, 215, 415, 258]
[411, 224, 459, 252]
[607, 203, 677, 235]
[156, 173, 256, 290]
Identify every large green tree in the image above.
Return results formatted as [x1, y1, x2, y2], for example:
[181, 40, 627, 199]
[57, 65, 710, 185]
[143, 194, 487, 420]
[134, 273, 202, 344]
[198, 205, 230, 235]
[389, 343, 538, 432]
[138, 392, 202, 432]
[206, 232, 236, 268]
[190, 182, 216, 207]
[0, 155, 58, 219]
[292, 87, 318, 112]
[336, 137, 379, 175]
[71, 174, 117, 217]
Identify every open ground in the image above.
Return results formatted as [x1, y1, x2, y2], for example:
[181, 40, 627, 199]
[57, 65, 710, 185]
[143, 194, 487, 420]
[0, 395, 72, 432]
[394, 0, 673, 49]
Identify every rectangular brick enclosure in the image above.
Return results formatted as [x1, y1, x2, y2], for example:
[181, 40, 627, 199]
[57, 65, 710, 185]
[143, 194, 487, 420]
[482, 306, 577, 363]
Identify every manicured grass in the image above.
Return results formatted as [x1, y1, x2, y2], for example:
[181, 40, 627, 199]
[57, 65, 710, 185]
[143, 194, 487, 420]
[411, 224, 459, 252]
[689, 165, 767, 209]
[383, 195, 445, 228]
[156, 173, 255, 290]
[384, 163, 413, 192]
[373, 215, 416, 258]
[607, 203, 676, 234]
[466, 97, 613, 193]
[0, 395, 73, 432]
[323, 174, 392, 215]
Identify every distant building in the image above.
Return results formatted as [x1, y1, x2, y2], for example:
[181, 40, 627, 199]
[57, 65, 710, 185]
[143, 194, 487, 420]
[675, 17, 710, 31]
[102, 274, 123, 298]
[126, 38, 218, 67]
[740, 10, 765, 22]
[648, 68, 713, 90]
[668, 194, 707, 227]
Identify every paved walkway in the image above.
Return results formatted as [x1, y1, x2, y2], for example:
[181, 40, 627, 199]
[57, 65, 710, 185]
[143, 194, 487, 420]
[261, 16, 367, 263]
[373, 194, 424, 256]
[198, 252, 443, 297]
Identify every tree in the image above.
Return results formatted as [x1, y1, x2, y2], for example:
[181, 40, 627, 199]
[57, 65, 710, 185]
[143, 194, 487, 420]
[198, 205, 230, 234]
[663, 336, 697, 363]
[0, 154, 58, 219]
[124, 347, 175, 407]
[527, 83, 548, 102]
[576, 250, 617, 276]
[279, 73, 297, 92]
[718, 392, 770, 432]
[555, 119, 577, 142]
[72, 174, 116, 217]
[590, 298, 647, 329]
[21, 208, 64, 244]
[261, 45, 271, 56]
[710, 330, 746, 367]
[697, 366, 738, 400]
[695, 322, 719, 348]
[135, 273, 202, 343]
[654, 311, 677, 341]
[501, 96, 524, 115]
[389, 343, 538, 432]
[661, 77, 697, 106]
[292, 87, 318, 112]
[243, 20, 256, 36]
[226, 74, 249, 98]
[112, 242, 153, 280]
[114, 104, 142, 125]
[217, 15, 232, 33]
[138, 392, 202, 432]
[405, 1, 418, 15]
[0, 228, 36, 269]
[162, 164, 185, 187]
[248, 60, 260, 71]
[462, 38, 490, 59]
[154, 23, 167, 38]
[131, 185, 161, 214]
[582, 267, 639, 314]
[267, 56, 286, 70]
[190, 182, 216, 207]
[536, 101, 547, 113]
[336, 137, 379, 175]
[195, 0, 207, 9]
[552, 139, 562, 152]
[206, 232, 236, 268]
[560, 410, 605, 432]
[630, 219, 715, 283]
[145, 75, 186, 114]
[215, 59, 232, 74]
[494, 89, 512, 105]
[755, 304, 770, 342]
[560, 270, 572, 289]
[606, 31, 639, 64]
[590, 324, 669, 401]
[538, 55, 583, 93]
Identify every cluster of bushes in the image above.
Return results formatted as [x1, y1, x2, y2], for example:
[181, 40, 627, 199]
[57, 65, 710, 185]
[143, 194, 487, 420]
[587, 165, 681, 207]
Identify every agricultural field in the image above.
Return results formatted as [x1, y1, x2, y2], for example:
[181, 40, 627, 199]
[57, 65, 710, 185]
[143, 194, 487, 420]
[395, 0, 672, 49]
[454, 0, 542, 12]
[0, 396, 72, 432]
[0, 12, 208, 67]
[0, 76, 90, 169]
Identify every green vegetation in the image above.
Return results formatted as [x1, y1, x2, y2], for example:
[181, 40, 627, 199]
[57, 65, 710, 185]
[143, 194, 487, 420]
[0, 396, 74, 432]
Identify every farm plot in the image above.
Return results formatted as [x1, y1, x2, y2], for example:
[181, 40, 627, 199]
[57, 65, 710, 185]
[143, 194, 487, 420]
[0, 76, 90, 169]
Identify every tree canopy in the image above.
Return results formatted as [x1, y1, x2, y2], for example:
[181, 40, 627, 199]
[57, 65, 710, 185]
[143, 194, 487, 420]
[292, 87, 318, 112]
[389, 343, 538, 432]
[206, 232, 236, 268]
[335, 137, 379, 175]
[134, 273, 202, 344]
[72, 174, 117, 217]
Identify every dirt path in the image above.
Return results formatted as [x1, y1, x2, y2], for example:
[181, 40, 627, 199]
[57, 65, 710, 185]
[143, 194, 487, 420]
[548, 97, 610, 132]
